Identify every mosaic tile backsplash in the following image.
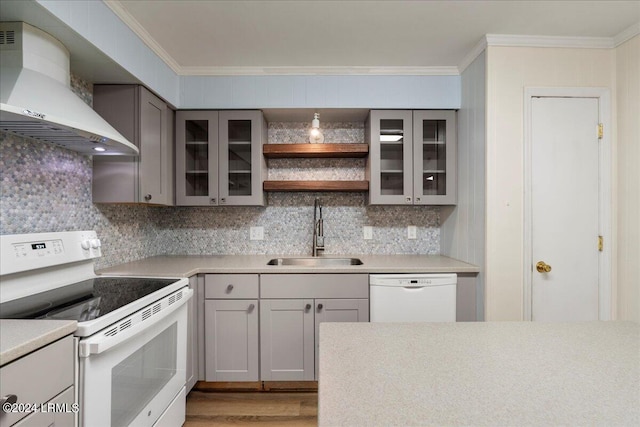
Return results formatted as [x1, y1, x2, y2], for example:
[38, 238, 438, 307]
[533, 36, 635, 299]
[0, 80, 440, 269]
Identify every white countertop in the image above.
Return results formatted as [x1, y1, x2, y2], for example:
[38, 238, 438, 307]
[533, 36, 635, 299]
[97, 254, 479, 277]
[318, 321, 640, 426]
[0, 319, 77, 366]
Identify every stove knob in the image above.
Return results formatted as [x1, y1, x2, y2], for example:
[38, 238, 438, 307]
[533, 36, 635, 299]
[90, 239, 101, 249]
[81, 240, 91, 250]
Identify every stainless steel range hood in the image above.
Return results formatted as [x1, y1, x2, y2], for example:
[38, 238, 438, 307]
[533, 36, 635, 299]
[0, 22, 138, 156]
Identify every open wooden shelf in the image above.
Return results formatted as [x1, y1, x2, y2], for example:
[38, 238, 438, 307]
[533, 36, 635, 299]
[263, 180, 369, 192]
[263, 143, 369, 158]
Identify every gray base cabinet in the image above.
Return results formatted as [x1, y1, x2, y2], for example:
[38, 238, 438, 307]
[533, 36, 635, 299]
[0, 335, 75, 427]
[204, 275, 260, 382]
[200, 273, 369, 383]
[314, 298, 369, 378]
[186, 276, 198, 392]
[260, 299, 315, 381]
[260, 274, 369, 381]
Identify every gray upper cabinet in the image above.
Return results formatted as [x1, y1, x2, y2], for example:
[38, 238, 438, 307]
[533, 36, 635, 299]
[175, 111, 219, 206]
[176, 110, 266, 206]
[367, 110, 414, 205]
[367, 110, 456, 205]
[219, 111, 267, 206]
[93, 85, 174, 205]
[412, 110, 457, 205]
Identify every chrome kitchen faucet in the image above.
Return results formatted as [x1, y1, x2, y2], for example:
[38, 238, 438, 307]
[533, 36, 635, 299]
[313, 198, 325, 256]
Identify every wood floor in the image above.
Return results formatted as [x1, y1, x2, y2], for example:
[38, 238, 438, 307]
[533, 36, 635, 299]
[185, 391, 318, 426]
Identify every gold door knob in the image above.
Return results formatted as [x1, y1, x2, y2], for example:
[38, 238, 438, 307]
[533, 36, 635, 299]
[536, 261, 552, 273]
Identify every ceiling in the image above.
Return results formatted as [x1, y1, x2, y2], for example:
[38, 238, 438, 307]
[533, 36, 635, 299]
[107, 0, 640, 75]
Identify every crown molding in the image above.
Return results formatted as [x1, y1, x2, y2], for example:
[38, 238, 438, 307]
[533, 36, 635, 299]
[179, 65, 459, 76]
[458, 37, 488, 74]
[103, 0, 182, 74]
[485, 34, 614, 49]
[613, 22, 640, 47]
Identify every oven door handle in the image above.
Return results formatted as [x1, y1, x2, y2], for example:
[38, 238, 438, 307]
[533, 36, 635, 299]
[78, 288, 193, 357]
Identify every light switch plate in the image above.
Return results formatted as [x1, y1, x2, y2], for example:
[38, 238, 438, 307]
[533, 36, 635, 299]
[407, 226, 417, 239]
[363, 226, 373, 240]
[250, 226, 264, 241]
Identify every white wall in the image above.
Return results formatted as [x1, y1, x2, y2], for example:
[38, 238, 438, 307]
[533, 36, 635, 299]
[485, 46, 616, 320]
[442, 51, 486, 321]
[615, 35, 640, 322]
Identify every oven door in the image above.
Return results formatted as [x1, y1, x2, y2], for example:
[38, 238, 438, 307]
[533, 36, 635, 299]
[78, 288, 191, 427]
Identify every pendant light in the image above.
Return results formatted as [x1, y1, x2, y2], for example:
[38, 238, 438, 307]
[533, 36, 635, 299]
[309, 112, 325, 143]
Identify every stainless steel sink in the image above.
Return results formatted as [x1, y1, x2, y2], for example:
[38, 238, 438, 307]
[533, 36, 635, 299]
[267, 257, 363, 266]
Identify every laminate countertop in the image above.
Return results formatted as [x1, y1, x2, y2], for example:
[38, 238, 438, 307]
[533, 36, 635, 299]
[97, 254, 479, 277]
[0, 319, 77, 366]
[318, 321, 640, 426]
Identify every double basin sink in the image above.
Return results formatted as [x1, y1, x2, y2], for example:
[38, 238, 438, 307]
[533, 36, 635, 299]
[267, 257, 363, 267]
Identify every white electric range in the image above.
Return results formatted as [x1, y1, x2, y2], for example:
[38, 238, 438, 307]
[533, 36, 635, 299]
[0, 231, 192, 427]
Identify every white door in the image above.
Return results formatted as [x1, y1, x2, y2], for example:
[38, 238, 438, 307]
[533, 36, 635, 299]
[531, 97, 600, 321]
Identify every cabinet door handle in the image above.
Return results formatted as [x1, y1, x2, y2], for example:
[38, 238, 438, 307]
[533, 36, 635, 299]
[210, 198, 217, 204]
[305, 304, 311, 311]
[220, 198, 227, 204]
[317, 303, 323, 311]
[406, 197, 412, 203]
[0, 394, 17, 406]
[248, 304, 255, 312]
[144, 194, 152, 201]
[226, 284, 234, 292]
[416, 197, 421, 203]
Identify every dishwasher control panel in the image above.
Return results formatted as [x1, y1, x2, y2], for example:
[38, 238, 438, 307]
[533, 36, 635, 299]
[369, 273, 457, 287]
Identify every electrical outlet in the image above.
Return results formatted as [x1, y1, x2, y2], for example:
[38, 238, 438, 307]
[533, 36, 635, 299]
[407, 226, 417, 239]
[363, 226, 373, 240]
[250, 226, 264, 241]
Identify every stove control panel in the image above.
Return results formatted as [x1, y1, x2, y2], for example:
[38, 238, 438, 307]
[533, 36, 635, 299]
[0, 231, 101, 277]
[11, 238, 65, 260]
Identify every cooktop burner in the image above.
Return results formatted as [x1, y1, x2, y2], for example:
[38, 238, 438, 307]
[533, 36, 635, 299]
[0, 277, 178, 321]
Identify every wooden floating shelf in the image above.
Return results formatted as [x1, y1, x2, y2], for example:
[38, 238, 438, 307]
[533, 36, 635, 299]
[263, 143, 369, 158]
[263, 180, 369, 192]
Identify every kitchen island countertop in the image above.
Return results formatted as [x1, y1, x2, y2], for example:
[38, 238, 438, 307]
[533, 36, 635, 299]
[318, 321, 640, 426]
[97, 254, 479, 277]
[0, 319, 77, 366]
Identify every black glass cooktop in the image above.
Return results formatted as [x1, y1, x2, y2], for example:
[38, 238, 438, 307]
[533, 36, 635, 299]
[0, 277, 178, 321]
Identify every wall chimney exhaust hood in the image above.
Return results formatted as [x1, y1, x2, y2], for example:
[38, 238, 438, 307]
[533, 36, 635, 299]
[0, 22, 138, 156]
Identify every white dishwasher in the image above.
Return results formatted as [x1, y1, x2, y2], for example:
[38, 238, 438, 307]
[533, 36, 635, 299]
[370, 274, 457, 322]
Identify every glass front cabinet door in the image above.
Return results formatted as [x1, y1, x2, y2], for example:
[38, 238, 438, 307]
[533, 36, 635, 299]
[412, 110, 456, 205]
[367, 110, 456, 205]
[218, 111, 266, 206]
[176, 110, 266, 206]
[176, 111, 219, 206]
[367, 110, 414, 204]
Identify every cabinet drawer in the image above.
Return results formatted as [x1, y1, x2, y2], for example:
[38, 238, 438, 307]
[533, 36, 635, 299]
[0, 336, 74, 427]
[205, 274, 259, 299]
[260, 274, 369, 299]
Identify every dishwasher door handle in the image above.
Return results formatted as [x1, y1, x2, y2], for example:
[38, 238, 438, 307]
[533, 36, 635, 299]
[403, 286, 426, 290]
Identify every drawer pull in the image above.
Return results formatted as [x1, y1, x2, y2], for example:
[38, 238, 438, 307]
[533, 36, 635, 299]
[226, 284, 234, 292]
[0, 394, 18, 406]
[317, 303, 324, 310]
